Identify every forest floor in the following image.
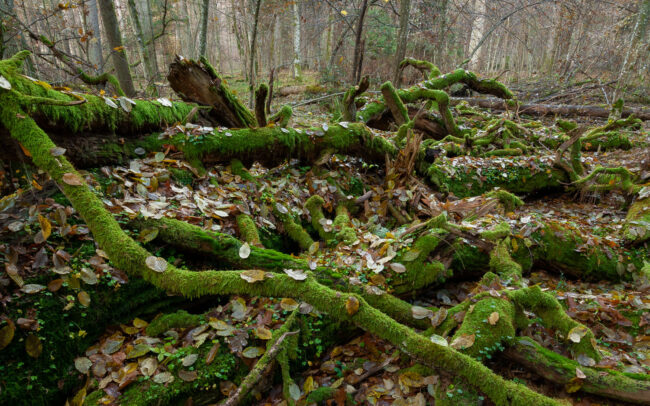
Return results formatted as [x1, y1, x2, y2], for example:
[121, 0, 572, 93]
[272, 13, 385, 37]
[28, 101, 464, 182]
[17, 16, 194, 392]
[0, 68, 649, 405]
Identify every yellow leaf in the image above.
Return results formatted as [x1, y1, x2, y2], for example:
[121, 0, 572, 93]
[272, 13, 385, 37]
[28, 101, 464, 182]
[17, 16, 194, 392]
[280, 298, 299, 311]
[18, 143, 31, 157]
[38, 214, 52, 241]
[450, 333, 475, 350]
[133, 318, 148, 328]
[0, 321, 16, 351]
[113, 46, 125, 52]
[488, 312, 500, 325]
[31, 179, 42, 190]
[345, 296, 359, 315]
[255, 326, 273, 340]
[26, 334, 42, 358]
[565, 377, 583, 393]
[303, 375, 315, 393]
[240, 269, 267, 283]
[78, 291, 91, 307]
[341, 10, 348, 15]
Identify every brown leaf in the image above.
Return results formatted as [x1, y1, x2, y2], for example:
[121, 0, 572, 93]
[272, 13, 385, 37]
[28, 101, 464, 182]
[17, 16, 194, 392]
[26, 334, 42, 358]
[205, 342, 220, 365]
[38, 214, 52, 241]
[0, 320, 16, 351]
[346, 296, 360, 315]
[78, 291, 91, 307]
[178, 369, 198, 382]
[488, 311, 500, 325]
[62, 173, 83, 186]
[450, 334, 475, 350]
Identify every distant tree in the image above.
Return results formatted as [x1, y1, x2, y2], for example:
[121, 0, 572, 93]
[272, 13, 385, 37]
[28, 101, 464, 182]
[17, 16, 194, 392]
[97, 0, 136, 96]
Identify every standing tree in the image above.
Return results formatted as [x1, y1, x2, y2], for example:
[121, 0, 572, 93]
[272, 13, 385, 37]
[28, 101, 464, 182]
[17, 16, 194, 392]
[351, 0, 370, 84]
[248, 0, 263, 108]
[198, 0, 210, 57]
[292, 0, 301, 78]
[85, 0, 104, 73]
[393, 0, 412, 87]
[97, 0, 136, 96]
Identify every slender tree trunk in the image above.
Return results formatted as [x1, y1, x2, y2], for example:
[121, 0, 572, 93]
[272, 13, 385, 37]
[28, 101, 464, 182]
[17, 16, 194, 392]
[613, 0, 650, 102]
[468, 0, 487, 70]
[393, 0, 411, 87]
[352, 0, 369, 83]
[139, 0, 159, 80]
[248, 0, 263, 108]
[97, 0, 136, 96]
[198, 0, 210, 57]
[86, 0, 104, 73]
[292, 0, 301, 78]
[127, 0, 155, 87]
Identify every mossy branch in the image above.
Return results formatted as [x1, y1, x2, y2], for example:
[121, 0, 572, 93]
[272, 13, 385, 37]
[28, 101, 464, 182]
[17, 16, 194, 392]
[399, 57, 442, 79]
[342, 75, 369, 122]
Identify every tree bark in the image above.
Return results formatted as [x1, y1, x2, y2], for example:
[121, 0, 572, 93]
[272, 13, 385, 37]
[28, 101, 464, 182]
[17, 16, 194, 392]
[248, 0, 263, 108]
[393, 0, 411, 87]
[292, 0, 301, 78]
[351, 0, 369, 84]
[97, 0, 136, 96]
[198, 0, 210, 57]
[86, 0, 104, 73]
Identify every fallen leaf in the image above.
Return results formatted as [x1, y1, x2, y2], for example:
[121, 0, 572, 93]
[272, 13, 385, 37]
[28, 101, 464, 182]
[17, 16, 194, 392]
[450, 334, 475, 350]
[74, 357, 92, 374]
[430, 334, 448, 346]
[565, 377, 583, 393]
[152, 371, 174, 384]
[182, 353, 198, 367]
[255, 326, 273, 340]
[412, 306, 433, 320]
[239, 243, 251, 259]
[242, 346, 266, 358]
[78, 291, 91, 307]
[21, 284, 46, 294]
[284, 268, 307, 281]
[25, 334, 42, 358]
[280, 298, 299, 311]
[145, 256, 168, 273]
[0, 321, 16, 351]
[430, 308, 448, 328]
[568, 325, 589, 343]
[38, 214, 51, 241]
[50, 147, 67, 156]
[240, 269, 267, 283]
[62, 173, 83, 186]
[576, 367, 586, 379]
[488, 312, 500, 325]
[346, 296, 360, 315]
[178, 369, 198, 382]
[390, 263, 406, 273]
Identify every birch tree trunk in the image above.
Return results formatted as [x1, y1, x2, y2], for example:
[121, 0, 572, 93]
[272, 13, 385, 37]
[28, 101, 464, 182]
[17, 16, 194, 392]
[468, 0, 487, 70]
[97, 0, 136, 96]
[292, 0, 301, 78]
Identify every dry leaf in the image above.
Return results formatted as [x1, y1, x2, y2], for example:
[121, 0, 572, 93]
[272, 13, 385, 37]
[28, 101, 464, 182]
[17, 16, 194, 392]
[346, 296, 360, 315]
[145, 256, 168, 273]
[62, 173, 83, 186]
[239, 242, 251, 259]
[280, 298, 299, 311]
[255, 326, 273, 340]
[38, 214, 51, 241]
[488, 311, 500, 325]
[78, 291, 91, 307]
[240, 269, 267, 283]
[25, 334, 42, 358]
[0, 321, 16, 351]
[450, 334, 475, 350]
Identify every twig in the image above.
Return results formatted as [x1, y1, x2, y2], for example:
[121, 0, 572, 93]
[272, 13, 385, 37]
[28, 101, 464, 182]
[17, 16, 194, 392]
[222, 330, 299, 406]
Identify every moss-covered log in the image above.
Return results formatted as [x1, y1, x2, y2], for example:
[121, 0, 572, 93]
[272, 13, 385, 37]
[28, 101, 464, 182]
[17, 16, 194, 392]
[505, 337, 650, 404]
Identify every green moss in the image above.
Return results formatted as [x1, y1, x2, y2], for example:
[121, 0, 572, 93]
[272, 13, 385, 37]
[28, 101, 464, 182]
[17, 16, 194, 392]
[622, 197, 650, 245]
[145, 310, 203, 336]
[305, 195, 334, 241]
[169, 168, 194, 186]
[236, 214, 262, 246]
[485, 189, 524, 212]
[480, 221, 511, 241]
[489, 239, 522, 280]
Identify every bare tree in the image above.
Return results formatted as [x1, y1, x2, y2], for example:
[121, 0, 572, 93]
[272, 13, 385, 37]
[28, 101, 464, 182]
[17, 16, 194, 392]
[393, 0, 412, 86]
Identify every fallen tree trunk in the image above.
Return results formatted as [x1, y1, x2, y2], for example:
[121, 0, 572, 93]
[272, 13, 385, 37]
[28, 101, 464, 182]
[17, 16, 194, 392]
[451, 97, 650, 120]
[167, 56, 257, 128]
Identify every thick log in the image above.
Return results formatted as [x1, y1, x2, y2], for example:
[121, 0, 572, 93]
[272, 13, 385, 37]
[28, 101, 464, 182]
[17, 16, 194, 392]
[452, 97, 650, 120]
[167, 56, 256, 128]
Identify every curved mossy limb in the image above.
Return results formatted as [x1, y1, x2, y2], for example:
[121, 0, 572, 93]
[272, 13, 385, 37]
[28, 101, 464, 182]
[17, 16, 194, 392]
[78, 70, 125, 97]
[399, 57, 442, 79]
[506, 337, 650, 404]
[333, 205, 356, 245]
[488, 239, 522, 281]
[274, 209, 315, 251]
[380, 81, 410, 126]
[622, 197, 650, 245]
[484, 189, 524, 212]
[451, 297, 516, 360]
[236, 214, 263, 247]
[268, 105, 293, 128]
[507, 286, 600, 361]
[304, 195, 335, 242]
[1, 58, 566, 405]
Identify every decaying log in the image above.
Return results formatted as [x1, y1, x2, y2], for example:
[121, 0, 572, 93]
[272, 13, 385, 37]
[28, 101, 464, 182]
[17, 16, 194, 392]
[452, 97, 650, 120]
[167, 56, 257, 128]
